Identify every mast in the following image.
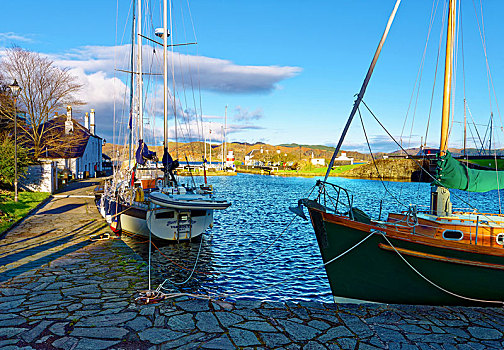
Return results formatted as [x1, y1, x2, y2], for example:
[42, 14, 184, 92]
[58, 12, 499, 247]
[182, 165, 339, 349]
[128, 0, 137, 169]
[137, 0, 143, 141]
[323, 0, 401, 182]
[439, 0, 457, 156]
[163, 0, 169, 183]
[170, 0, 178, 160]
[431, 0, 456, 218]
[224, 105, 227, 168]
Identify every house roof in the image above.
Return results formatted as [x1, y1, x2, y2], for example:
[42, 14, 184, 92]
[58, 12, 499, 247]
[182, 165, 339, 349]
[38, 115, 101, 159]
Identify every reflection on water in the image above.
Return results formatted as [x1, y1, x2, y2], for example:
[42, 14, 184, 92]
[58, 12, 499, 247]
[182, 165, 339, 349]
[122, 173, 504, 303]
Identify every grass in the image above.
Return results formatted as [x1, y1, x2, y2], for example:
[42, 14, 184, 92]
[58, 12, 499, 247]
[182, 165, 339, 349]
[272, 164, 363, 176]
[465, 158, 504, 170]
[0, 192, 50, 233]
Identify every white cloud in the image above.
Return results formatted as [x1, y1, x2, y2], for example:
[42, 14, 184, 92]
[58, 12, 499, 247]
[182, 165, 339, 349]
[0, 32, 34, 44]
[334, 134, 403, 153]
[53, 44, 301, 93]
[233, 106, 264, 122]
[3, 43, 299, 143]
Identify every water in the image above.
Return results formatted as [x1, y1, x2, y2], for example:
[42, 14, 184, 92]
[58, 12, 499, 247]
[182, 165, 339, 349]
[122, 173, 504, 303]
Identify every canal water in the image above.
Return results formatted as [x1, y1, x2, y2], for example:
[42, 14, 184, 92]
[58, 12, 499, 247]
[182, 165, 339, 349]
[123, 173, 504, 303]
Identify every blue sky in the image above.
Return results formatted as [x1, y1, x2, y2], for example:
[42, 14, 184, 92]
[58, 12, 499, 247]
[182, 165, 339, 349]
[1, 0, 504, 153]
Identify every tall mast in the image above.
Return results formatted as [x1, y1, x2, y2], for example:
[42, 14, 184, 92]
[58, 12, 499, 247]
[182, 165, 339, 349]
[224, 105, 227, 167]
[439, 0, 457, 156]
[170, 0, 178, 159]
[163, 0, 168, 173]
[137, 0, 143, 141]
[128, 0, 137, 168]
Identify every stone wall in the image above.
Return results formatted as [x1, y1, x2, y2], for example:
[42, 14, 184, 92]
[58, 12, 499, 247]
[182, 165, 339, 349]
[19, 161, 57, 193]
[339, 159, 422, 180]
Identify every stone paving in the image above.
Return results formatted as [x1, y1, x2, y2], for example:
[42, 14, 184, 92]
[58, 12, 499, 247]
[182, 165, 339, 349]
[1, 179, 504, 349]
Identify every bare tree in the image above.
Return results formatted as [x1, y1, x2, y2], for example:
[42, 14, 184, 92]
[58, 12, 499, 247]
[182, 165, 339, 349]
[0, 47, 84, 159]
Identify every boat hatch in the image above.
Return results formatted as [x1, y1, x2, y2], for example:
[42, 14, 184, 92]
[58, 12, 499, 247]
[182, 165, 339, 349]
[496, 233, 504, 245]
[155, 211, 174, 219]
[442, 229, 463, 241]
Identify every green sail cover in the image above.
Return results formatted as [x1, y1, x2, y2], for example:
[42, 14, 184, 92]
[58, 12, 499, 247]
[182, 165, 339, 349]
[436, 151, 504, 192]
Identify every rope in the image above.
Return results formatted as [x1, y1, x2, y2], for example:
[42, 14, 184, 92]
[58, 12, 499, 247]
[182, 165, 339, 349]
[209, 231, 375, 300]
[380, 232, 503, 306]
[156, 230, 205, 288]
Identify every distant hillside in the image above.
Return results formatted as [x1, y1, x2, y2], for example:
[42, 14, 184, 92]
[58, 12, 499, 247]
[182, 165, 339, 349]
[103, 141, 372, 163]
[105, 142, 503, 164]
[279, 143, 336, 152]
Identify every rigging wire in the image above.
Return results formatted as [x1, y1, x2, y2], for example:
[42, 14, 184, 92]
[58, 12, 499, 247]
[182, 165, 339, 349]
[401, 0, 440, 148]
[424, 0, 448, 147]
[361, 99, 503, 225]
[358, 107, 408, 209]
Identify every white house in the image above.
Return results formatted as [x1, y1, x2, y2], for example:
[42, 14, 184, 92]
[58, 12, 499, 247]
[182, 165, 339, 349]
[38, 106, 103, 179]
[311, 158, 326, 166]
[334, 152, 354, 165]
[19, 106, 103, 194]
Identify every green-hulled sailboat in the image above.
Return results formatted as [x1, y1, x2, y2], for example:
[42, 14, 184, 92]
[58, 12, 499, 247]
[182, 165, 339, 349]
[295, 0, 504, 306]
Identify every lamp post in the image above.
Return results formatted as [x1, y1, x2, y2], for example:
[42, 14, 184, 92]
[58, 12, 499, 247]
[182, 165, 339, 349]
[9, 79, 21, 203]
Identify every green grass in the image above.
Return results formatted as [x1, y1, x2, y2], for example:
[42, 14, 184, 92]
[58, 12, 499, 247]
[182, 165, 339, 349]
[0, 192, 50, 233]
[465, 158, 504, 170]
[272, 164, 362, 176]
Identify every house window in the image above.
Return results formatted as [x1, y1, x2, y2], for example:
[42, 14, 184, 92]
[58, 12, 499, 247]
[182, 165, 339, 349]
[442, 229, 463, 241]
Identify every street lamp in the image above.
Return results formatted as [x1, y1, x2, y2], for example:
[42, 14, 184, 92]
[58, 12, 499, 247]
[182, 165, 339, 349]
[9, 79, 21, 203]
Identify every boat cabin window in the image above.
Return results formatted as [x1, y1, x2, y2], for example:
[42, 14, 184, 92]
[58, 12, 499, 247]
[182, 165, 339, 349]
[155, 211, 174, 219]
[442, 229, 463, 241]
[496, 233, 504, 245]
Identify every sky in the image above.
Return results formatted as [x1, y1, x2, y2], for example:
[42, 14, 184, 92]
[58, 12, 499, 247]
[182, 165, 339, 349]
[1, 0, 504, 153]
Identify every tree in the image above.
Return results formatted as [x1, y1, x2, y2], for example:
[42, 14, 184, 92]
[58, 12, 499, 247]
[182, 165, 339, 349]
[0, 47, 84, 159]
[0, 132, 31, 188]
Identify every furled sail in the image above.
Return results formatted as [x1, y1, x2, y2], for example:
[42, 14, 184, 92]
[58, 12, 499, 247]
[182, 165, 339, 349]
[436, 151, 504, 192]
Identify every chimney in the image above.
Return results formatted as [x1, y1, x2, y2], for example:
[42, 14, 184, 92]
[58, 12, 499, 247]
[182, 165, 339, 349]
[65, 105, 74, 134]
[84, 112, 89, 130]
[90, 109, 95, 135]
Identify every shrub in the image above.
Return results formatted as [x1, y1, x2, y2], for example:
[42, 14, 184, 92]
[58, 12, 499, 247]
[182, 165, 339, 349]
[0, 133, 31, 188]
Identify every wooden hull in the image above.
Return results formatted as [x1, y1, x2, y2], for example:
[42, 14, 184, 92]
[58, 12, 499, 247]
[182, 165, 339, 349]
[306, 205, 504, 306]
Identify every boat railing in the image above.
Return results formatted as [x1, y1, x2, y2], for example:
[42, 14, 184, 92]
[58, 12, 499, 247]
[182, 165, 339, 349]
[315, 180, 354, 217]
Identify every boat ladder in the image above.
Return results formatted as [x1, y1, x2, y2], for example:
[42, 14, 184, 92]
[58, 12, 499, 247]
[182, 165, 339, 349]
[176, 211, 192, 241]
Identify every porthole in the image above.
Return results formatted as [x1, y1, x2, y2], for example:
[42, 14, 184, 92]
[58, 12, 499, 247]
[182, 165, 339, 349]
[496, 233, 504, 245]
[442, 229, 463, 241]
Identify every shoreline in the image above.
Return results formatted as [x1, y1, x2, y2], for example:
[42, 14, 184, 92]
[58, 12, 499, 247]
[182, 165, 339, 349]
[0, 178, 502, 348]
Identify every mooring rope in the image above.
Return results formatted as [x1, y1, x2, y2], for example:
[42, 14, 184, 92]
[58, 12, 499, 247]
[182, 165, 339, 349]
[156, 230, 205, 288]
[380, 232, 504, 306]
[208, 231, 375, 300]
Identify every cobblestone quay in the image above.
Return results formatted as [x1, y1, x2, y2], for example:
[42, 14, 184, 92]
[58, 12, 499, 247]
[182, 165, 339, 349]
[1, 179, 504, 349]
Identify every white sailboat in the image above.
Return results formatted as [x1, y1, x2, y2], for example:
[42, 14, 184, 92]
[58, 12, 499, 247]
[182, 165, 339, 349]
[97, 0, 230, 241]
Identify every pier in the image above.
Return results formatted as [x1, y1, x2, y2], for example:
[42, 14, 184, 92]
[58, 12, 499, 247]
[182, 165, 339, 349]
[1, 179, 504, 348]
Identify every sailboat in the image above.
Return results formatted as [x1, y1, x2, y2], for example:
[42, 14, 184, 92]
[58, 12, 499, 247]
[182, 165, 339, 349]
[97, 0, 230, 242]
[294, 0, 504, 305]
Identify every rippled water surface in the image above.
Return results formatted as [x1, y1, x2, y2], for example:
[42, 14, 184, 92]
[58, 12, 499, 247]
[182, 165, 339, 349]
[123, 173, 504, 303]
